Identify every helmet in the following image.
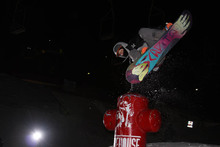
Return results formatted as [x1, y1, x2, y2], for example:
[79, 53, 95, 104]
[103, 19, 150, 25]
[113, 42, 129, 58]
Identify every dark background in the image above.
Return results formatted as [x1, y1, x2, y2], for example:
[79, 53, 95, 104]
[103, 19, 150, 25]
[0, 0, 219, 114]
[0, 0, 220, 146]
[1, 0, 219, 104]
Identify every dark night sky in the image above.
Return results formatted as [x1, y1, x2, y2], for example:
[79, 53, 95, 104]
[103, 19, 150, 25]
[0, 0, 219, 97]
[1, 2, 220, 146]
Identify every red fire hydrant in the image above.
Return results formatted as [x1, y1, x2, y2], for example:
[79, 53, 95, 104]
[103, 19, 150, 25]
[103, 93, 161, 147]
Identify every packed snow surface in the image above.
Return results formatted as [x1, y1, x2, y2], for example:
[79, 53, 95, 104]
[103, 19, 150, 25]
[146, 142, 219, 147]
[110, 142, 219, 147]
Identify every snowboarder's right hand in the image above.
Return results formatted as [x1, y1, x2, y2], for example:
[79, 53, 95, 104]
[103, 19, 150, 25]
[165, 22, 173, 31]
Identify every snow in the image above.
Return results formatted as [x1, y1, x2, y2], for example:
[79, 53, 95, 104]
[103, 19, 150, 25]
[0, 74, 220, 147]
[146, 142, 220, 147]
[109, 142, 220, 147]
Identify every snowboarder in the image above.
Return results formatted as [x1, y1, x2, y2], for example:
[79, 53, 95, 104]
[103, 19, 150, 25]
[113, 22, 173, 71]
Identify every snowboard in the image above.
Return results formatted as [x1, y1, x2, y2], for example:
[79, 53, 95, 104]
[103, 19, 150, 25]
[126, 10, 192, 84]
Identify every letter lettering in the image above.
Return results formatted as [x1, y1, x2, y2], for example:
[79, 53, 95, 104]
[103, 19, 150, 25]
[127, 138, 131, 147]
[136, 139, 140, 147]
[114, 136, 141, 147]
[149, 52, 156, 61]
[131, 138, 135, 147]
[153, 41, 162, 52]
[114, 138, 117, 147]
[123, 138, 126, 147]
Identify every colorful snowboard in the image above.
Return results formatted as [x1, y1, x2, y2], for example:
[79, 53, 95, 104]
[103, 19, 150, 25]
[126, 10, 192, 84]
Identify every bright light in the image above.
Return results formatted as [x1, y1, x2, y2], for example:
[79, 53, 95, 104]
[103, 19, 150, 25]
[31, 130, 43, 142]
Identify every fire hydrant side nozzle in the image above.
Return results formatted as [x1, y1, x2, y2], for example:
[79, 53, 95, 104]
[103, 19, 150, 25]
[103, 109, 117, 131]
[137, 109, 161, 132]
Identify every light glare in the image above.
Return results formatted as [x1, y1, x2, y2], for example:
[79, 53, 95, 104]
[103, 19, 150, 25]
[31, 130, 43, 142]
